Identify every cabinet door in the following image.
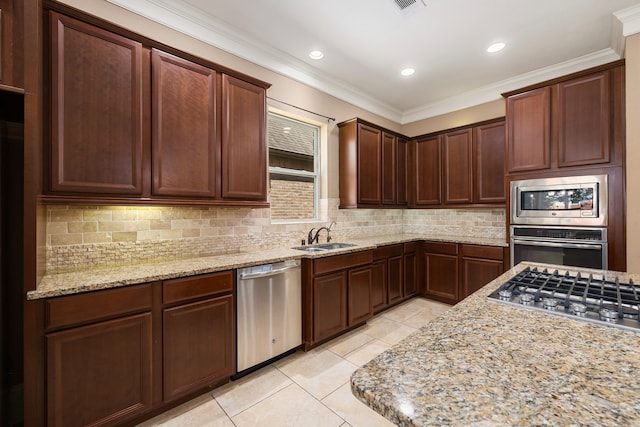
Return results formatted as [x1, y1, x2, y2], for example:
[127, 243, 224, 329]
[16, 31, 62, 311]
[424, 252, 458, 304]
[442, 129, 472, 204]
[46, 313, 153, 427]
[397, 138, 408, 206]
[313, 272, 347, 342]
[221, 74, 266, 200]
[357, 123, 381, 205]
[413, 136, 441, 205]
[461, 258, 504, 299]
[403, 251, 417, 298]
[382, 132, 396, 205]
[474, 121, 505, 203]
[388, 255, 404, 304]
[163, 294, 234, 401]
[506, 87, 551, 172]
[348, 266, 373, 326]
[152, 49, 217, 197]
[49, 12, 144, 194]
[0, 1, 9, 84]
[371, 259, 387, 313]
[556, 71, 610, 167]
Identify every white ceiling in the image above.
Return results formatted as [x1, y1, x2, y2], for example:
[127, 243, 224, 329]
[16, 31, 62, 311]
[110, 0, 640, 124]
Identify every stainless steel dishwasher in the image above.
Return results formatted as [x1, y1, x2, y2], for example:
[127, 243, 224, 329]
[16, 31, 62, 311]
[236, 259, 301, 376]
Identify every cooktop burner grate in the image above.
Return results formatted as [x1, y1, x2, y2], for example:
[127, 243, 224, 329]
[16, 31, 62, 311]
[488, 266, 640, 332]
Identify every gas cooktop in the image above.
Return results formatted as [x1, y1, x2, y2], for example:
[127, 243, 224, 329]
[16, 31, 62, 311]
[488, 266, 640, 332]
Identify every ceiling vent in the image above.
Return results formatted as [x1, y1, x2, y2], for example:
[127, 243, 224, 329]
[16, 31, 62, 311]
[392, 0, 426, 15]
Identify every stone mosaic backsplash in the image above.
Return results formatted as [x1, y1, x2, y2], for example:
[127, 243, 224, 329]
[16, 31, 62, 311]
[45, 201, 505, 273]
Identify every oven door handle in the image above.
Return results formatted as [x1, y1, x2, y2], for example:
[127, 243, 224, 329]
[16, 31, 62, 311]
[512, 239, 602, 250]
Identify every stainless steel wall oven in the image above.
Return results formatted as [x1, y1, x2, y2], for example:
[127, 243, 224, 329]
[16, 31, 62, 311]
[511, 226, 607, 270]
[510, 174, 609, 269]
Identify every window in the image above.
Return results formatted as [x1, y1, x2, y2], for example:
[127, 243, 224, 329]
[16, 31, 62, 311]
[268, 112, 319, 221]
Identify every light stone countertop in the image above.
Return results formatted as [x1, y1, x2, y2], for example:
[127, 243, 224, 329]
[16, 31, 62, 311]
[29, 233, 507, 300]
[350, 262, 640, 426]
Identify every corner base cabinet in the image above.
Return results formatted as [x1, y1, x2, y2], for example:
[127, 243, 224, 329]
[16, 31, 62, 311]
[423, 242, 506, 304]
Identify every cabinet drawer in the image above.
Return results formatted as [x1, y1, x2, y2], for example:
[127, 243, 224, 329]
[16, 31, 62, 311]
[45, 284, 152, 330]
[163, 270, 233, 305]
[424, 241, 458, 255]
[461, 244, 504, 261]
[373, 244, 402, 260]
[404, 241, 418, 253]
[313, 250, 373, 275]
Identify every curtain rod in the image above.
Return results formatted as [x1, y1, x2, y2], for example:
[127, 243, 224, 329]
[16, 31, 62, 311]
[267, 96, 336, 122]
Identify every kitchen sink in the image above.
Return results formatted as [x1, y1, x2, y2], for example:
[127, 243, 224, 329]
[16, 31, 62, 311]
[292, 242, 356, 252]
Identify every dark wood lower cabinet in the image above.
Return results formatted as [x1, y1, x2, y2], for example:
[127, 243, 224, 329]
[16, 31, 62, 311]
[424, 251, 459, 304]
[40, 242, 507, 425]
[46, 313, 153, 427]
[348, 266, 373, 325]
[403, 243, 418, 298]
[163, 294, 234, 401]
[43, 270, 236, 427]
[461, 244, 505, 298]
[371, 259, 388, 313]
[305, 251, 373, 348]
[372, 244, 404, 313]
[423, 242, 506, 304]
[313, 271, 348, 342]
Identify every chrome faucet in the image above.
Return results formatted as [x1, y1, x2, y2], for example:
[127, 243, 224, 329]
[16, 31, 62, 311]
[308, 221, 336, 244]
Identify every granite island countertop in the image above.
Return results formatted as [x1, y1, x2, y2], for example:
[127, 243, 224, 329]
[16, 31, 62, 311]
[351, 262, 640, 426]
[29, 233, 507, 299]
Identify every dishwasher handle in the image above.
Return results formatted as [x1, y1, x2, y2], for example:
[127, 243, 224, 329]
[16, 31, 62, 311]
[238, 263, 301, 280]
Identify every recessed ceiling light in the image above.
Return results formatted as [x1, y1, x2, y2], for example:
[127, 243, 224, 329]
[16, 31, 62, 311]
[401, 67, 415, 76]
[309, 50, 324, 60]
[487, 42, 506, 53]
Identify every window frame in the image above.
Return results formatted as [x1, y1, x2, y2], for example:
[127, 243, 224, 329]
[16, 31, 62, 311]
[267, 110, 320, 222]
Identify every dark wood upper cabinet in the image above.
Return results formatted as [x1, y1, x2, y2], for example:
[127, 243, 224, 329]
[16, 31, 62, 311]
[49, 11, 144, 195]
[152, 49, 217, 198]
[396, 138, 408, 206]
[504, 61, 624, 174]
[474, 121, 506, 203]
[442, 128, 472, 204]
[556, 71, 610, 167]
[44, 10, 270, 205]
[0, 0, 25, 88]
[382, 131, 397, 204]
[221, 74, 267, 201]
[357, 123, 382, 205]
[506, 87, 551, 173]
[412, 135, 441, 206]
[338, 119, 407, 208]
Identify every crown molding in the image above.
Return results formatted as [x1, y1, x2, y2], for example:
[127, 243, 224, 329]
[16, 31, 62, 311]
[400, 48, 621, 124]
[106, 0, 403, 122]
[107, 0, 628, 125]
[615, 4, 640, 37]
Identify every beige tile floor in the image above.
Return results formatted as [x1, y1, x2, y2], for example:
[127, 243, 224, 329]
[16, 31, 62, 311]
[138, 297, 451, 427]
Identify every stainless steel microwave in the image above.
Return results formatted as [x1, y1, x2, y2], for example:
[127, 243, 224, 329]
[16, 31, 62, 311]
[510, 174, 608, 226]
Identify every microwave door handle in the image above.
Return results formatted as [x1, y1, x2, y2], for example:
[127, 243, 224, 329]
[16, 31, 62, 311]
[513, 240, 602, 250]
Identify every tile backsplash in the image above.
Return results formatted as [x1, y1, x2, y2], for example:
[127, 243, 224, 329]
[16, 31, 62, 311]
[45, 201, 505, 273]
